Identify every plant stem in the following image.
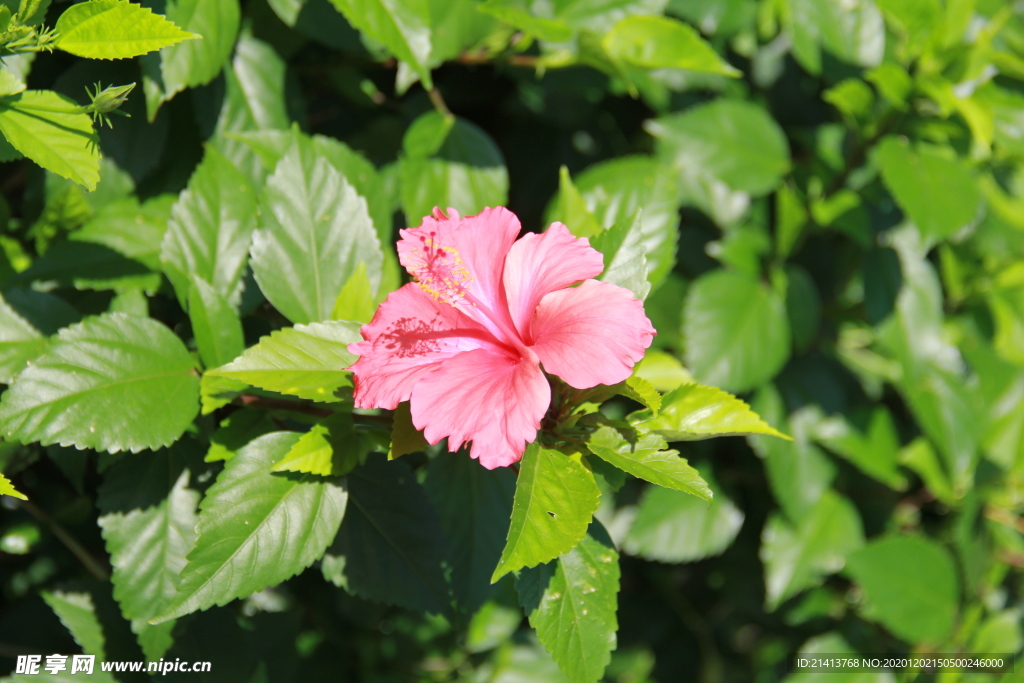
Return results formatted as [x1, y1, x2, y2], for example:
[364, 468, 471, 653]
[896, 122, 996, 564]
[427, 87, 452, 118]
[14, 499, 110, 581]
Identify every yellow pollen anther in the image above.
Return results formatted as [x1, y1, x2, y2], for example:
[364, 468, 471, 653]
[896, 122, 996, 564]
[408, 237, 473, 305]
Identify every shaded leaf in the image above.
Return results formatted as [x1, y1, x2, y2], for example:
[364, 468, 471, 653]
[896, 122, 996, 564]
[188, 275, 244, 370]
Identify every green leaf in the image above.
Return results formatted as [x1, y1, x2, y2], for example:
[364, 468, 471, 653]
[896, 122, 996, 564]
[251, 135, 384, 324]
[624, 473, 744, 563]
[815, 408, 907, 489]
[204, 321, 360, 402]
[160, 146, 258, 309]
[549, 165, 603, 238]
[0, 291, 46, 383]
[155, 432, 348, 622]
[400, 111, 509, 224]
[272, 414, 372, 477]
[647, 99, 790, 197]
[140, 0, 240, 119]
[491, 444, 601, 583]
[0, 90, 100, 190]
[788, 0, 884, 75]
[684, 270, 791, 393]
[591, 210, 650, 300]
[332, 262, 377, 323]
[73, 195, 174, 272]
[188, 275, 244, 370]
[612, 375, 661, 415]
[477, 2, 573, 42]
[424, 452, 516, 614]
[10, 241, 161, 293]
[327, 0, 433, 88]
[632, 350, 695, 393]
[0, 313, 199, 453]
[389, 400, 428, 459]
[0, 471, 26, 499]
[517, 521, 619, 683]
[569, 156, 680, 288]
[585, 421, 711, 501]
[322, 455, 450, 613]
[844, 535, 959, 643]
[633, 382, 789, 441]
[97, 441, 204, 624]
[42, 590, 106, 657]
[874, 137, 983, 240]
[53, 0, 198, 59]
[761, 491, 864, 610]
[204, 409, 276, 463]
[603, 15, 739, 76]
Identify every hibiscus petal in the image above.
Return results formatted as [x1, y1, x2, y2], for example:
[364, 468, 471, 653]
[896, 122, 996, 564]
[529, 279, 655, 389]
[397, 207, 521, 333]
[502, 222, 605, 338]
[410, 348, 550, 469]
[348, 284, 502, 409]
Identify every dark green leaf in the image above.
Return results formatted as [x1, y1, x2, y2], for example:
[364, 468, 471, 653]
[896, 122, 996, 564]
[424, 452, 516, 614]
[188, 275, 244, 369]
[323, 454, 450, 613]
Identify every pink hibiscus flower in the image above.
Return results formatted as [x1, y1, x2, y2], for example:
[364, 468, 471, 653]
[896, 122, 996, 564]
[348, 206, 655, 469]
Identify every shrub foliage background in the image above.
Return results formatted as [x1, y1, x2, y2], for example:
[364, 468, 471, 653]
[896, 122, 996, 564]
[2, 0, 1024, 681]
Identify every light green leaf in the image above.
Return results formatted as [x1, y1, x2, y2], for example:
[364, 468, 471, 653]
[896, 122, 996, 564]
[155, 432, 348, 622]
[0, 471, 27, 499]
[491, 444, 601, 583]
[72, 195, 174, 271]
[205, 321, 360, 403]
[97, 441, 205, 623]
[815, 408, 907, 489]
[188, 275, 244, 369]
[591, 210, 650, 300]
[844, 535, 959, 643]
[477, 2, 573, 42]
[42, 590, 106, 657]
[603, 15, 739, 76]
[684, 270, 791, 393]
[632, 350, 694, 393]
[252, 136, 383, 324]
[140, 0, 240, 119]
[633, 382, 789, 441]
[322, 455, 450, 613]
[517, 521, 619, 683]
[647, 99, 790, 197]
[569, 155, 680, 288]
[613, 375, 661, 415]
[424, 452, 516, 615]
[0, 291, 46, 384]
[399, 111, 508, 224]
[874, 137, 983, 240]
[0, 313, 199, 453]
[53, 0, 198, 59]
[624, 473, 744, 563]
[332, 262, 377, 323]
[585, 421, 711, 500]
[199, 373, 248, 416]
[0, 90, 99, 189]
[390, 401, 428, 459]
[788, 0, 885, 75]
[327, 0, 433, 88]
[160, 146, 258, 309]
[550, 165, 603, 238]
[761, 491, 864, 610]
[272, 414, 372, 476]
